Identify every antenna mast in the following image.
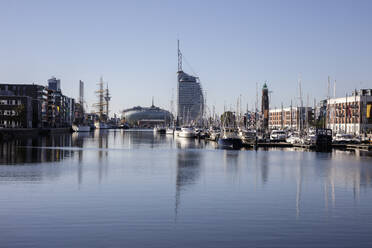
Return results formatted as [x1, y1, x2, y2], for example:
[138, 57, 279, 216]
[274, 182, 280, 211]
[298, 74, 303, 132]
[178, 39, 182, 72]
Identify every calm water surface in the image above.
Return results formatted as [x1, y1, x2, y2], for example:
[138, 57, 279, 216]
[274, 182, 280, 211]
[0, 130, 372, 248]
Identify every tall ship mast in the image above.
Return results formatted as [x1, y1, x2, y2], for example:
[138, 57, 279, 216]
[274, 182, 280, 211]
[94, 77, 109, 129]
[104, 83, 111, 119]
[95, 77, 106, 121]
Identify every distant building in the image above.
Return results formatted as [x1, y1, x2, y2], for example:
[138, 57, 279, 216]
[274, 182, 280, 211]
[0, 84, 47, 128]
[326, 89, 372, 135]
[45, 88, 75, 128]
[261, 83, 269, 131]
[0, 80, 75, 128]
[122, 104, 172, 128]
[269, 106, 313, 130]
[176, 40, 204, 125]
[48, 77, 61, 92]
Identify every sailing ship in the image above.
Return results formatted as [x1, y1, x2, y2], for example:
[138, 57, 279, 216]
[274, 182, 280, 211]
[94, 77, 111, 129]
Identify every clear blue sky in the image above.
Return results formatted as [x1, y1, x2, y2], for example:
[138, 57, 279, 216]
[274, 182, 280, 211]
[0, 0, 371, 115]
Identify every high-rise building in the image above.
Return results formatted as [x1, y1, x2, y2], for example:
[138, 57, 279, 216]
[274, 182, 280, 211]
[48, 77, 61, 92]
[176, 41, 204, 124]
[261, 83, 269, 131]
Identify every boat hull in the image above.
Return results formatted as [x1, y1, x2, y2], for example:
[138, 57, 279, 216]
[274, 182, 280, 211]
[154, 128, 166, 134]
[218, 138, 243, 149]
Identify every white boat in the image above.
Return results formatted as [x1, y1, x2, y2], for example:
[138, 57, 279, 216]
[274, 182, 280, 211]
[166, 127, 174, 135]
[286, 131, 301, 144]
[209, 127, 220, 141]
[270, 130, 287, 142]
[94, 121, 109, 129]
[174, 127, 182, 137]
[178, 127, 196, 138]
[72, 124, 91, 132]
[333, 133, 360, 144]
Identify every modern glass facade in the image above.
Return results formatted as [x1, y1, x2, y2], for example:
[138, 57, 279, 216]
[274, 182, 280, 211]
[177, 71, 204, 125]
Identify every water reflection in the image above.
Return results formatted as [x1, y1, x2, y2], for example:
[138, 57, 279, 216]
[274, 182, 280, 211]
[0, 134, 74, 164]
[174, 138, 202, 220]
[0, 131, 371, 196]
[0, 131, 372, 247]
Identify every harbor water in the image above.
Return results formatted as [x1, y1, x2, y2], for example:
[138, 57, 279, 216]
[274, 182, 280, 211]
[0, 130, 372, 247]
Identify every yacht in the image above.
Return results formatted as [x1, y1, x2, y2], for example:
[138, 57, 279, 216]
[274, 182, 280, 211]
[270, 130, 287, 142]
[238, 129, 256, 145]
[218, 127, 243, 149]
[166, 127, 174, 135]
[286, 131, 301, 144]
[178, 127, 196, 138]
[209, 127, 221, 141]
[333, 133, 360, 144]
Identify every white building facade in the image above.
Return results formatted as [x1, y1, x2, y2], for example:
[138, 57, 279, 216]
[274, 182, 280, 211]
[326, 89, 372, 135]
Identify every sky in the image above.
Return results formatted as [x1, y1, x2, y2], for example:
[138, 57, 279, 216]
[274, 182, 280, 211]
[0, 0, 371, 116]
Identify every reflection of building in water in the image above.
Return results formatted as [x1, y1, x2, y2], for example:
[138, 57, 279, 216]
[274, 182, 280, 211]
[175, 149, 202, 220]
[94, 129, 109, 183]
[260, 152, 269, 184]
[72, 132, 92, 186]
[0, 134, 73, 164]
[320, 151, 372, 210]
[296, 153, 303, 218]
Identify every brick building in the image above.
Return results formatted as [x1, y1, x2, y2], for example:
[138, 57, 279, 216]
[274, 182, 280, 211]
[269, 107, 313, 130]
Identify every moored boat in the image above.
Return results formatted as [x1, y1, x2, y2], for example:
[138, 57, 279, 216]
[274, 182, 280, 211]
[178, 127, 196, 138]
[218, 127, 243, 149]
[238, 129, 256, 145]
[166, 127, 174, 135]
